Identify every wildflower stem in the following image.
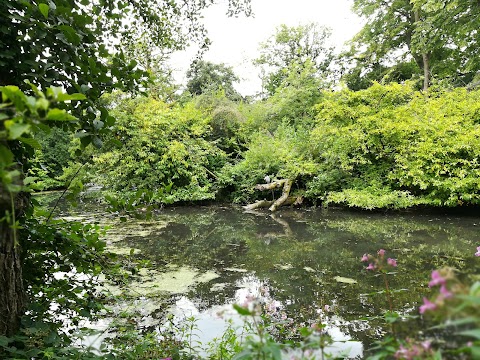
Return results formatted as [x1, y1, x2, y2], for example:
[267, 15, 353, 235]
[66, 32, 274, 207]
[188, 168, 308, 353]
[382, 272, 393, 312]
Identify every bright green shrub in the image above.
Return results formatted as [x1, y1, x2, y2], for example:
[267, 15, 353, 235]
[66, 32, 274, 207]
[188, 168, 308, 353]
[240, 61, 323, 135]
[94, 97, 227, 203]
[219, 123, 318, 203]
[308, 83, 480, 208]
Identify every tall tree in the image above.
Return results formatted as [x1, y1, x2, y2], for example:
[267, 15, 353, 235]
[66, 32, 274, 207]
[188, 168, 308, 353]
[186, 60, 242, 100]
[254, 23, 335, 96]
[346, 0, 480, 90]
[0, 0, 251, 337]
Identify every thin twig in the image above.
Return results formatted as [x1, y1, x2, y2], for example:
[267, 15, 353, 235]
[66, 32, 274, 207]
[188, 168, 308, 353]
[46, 162, 86, 223]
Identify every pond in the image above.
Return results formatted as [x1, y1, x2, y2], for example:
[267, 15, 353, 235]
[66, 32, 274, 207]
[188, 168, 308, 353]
[41, 194, 480, 358]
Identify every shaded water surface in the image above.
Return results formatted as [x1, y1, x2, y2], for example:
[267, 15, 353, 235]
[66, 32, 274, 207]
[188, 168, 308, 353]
[43, 194, 480, 357]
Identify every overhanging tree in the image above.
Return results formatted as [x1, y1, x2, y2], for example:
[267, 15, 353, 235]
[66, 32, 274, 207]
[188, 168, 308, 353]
[0, 0, 251, 338]
[346, 0, 480, 90]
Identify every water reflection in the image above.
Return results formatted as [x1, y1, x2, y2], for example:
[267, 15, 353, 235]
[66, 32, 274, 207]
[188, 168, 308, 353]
[123, 206, 478, 356]
[170, 273, 364, 359]
[42, 195, 480, 357]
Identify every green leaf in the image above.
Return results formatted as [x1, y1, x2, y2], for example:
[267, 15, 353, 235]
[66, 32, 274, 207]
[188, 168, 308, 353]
[105, 115, 115, 126]
[80, 135, 92, 147]
[58, 25, 81, 45]
[80, 84, 90, 93]
[18, 137, 41, 150]
[23, 176, 37, 185]
[0, 335, 9, 346]
[36, 97, 50, 111]
[6, 183, 22, 192]
[93, 119, 104, 130]
[38, 3, 49, 18]
[46, 86, 63, 99]
[5, 120, 30, 139]
[45, 108, 77, 121]
[233, 304, 253, 316]
[24, 80, 44, 98]
[92, 136, 103, 148]
[232, 350, 254, 360]
[266, 344, 282, 360]
[0, 145, 14, 165]
[56, 93, 86, 102]
[1, 86, 26, 111]
[458, 329, 480, 340]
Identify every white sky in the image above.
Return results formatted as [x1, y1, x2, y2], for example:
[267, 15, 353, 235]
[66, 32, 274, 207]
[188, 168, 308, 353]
[169, 0, 363, 96]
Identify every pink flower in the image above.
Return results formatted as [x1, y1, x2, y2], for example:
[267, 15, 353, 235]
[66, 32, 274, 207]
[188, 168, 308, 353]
[387, 258, 397, 267]
[366, 263, 376, 271]
[419, 297, 437, 314]
[324, 304, 330, 312]
[377, 249, 386, 257]
[394, 339, 432, 360]
[421, 341, 431, 351]
[242, 294, 255, 308]
[394, 345, 408, 359]
[439, 285, 452, 299]
[475, 246, 480, 257]
[361, 253, 369, 262]
[428, 270, 446, 287]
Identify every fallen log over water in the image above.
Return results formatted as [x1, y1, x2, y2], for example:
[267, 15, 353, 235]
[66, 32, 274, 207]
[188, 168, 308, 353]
[245, 178, 302, 212]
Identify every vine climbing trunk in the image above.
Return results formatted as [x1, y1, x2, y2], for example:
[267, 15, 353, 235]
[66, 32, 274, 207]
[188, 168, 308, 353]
[0, 188, 25, 336]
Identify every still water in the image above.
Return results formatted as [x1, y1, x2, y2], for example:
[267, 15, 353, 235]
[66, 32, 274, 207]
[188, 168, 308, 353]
[50, 197, 480, 358]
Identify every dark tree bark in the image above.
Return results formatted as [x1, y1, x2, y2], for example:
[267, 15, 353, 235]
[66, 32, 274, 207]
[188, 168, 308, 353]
[0, 186, 25, 336]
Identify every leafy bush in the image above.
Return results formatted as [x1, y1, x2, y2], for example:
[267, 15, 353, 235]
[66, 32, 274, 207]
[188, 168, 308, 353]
[219, 123, 317, 203]
[93, 96, 227, 204]
[307, 83, 480, 208]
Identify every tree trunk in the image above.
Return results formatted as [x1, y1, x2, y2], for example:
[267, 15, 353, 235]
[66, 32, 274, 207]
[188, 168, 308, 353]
[254, 179, 287, 191]
[414, 9, 430, 91]
[421, 52, 430, 91]
[0, 189, 25, 336]
[243, 196, 302, 211]
[269, 179, 293, 212]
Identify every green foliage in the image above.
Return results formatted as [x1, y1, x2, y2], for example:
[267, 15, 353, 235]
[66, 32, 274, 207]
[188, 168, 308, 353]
[186, 60, 242, 101]
[255, 23, 334, 96]
[28, 128, 75, 190]
[0, 85, 85, 195]
[260, 60, 324, 129]
[210, 104, 246, 154]
[219, 123, 317, 203]
[1, 0, 254, 353]
[192, 91, 248, 155]
[308, 83, 480, 208]
[347, 0, 480, 89]
[341, 59, 421, 91]
[94, 96, 227, 203]
[0, 206, 113, 359]
[221, 82, 480, 209]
